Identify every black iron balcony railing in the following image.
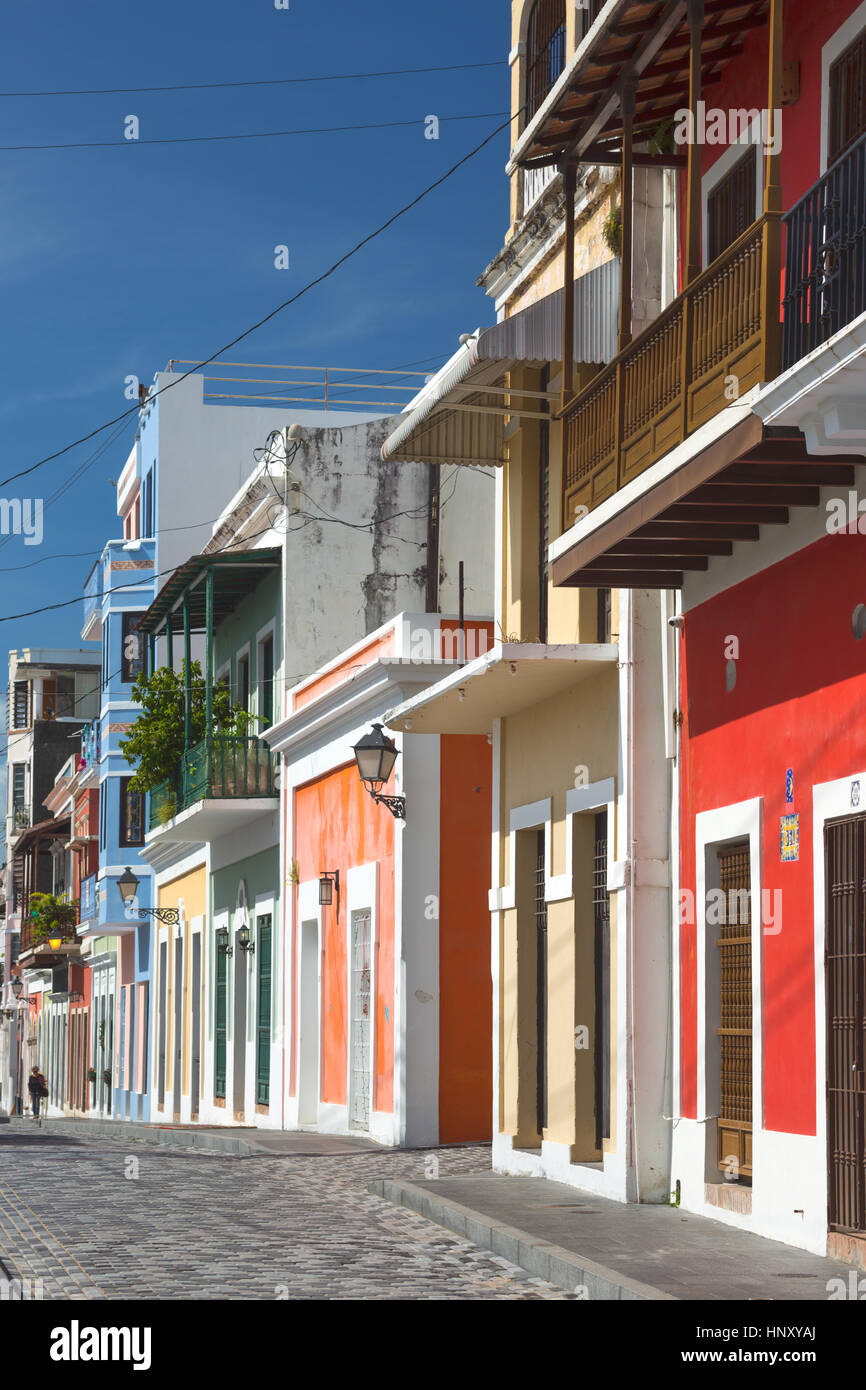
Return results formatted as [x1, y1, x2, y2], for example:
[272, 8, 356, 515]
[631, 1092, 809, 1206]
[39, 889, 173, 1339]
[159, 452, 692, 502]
[782, 128, 866, 370]
[147, 734, 277, 831]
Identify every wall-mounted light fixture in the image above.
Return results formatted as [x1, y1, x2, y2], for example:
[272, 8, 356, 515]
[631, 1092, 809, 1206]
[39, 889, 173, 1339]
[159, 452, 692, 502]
[215, 924, 233, 957]
[318, 870, 340, 907]
[117, 867, 180, 924]
[10, 978, 23, 999]
[237, 923, 255, 955]
[352, 724, 406, 820]
[47, 933, 62, 951]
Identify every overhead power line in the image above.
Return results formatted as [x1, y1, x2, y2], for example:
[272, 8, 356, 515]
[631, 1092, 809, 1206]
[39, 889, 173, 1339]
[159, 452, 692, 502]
[0, 110, 509, 153]
[0, 110, 515, 492]
[0, 60, 504, 99]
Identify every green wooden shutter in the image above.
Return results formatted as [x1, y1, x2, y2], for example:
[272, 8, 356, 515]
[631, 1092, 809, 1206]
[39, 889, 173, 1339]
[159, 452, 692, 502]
[215, 943, 227, 1100]
[256, 915, 272, 1105]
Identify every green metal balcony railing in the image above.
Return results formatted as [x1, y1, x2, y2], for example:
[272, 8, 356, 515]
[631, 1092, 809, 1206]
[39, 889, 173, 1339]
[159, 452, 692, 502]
[147, 735, 277, 831]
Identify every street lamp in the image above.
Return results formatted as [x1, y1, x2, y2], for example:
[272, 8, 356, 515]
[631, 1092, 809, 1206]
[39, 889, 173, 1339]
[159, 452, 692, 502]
[117, 867, 180, 924]
[352, 724, 406, 820]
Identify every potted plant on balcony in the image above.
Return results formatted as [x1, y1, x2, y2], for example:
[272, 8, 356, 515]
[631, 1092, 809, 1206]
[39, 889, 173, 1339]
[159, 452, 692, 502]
[87, 1067, 97, 1084]
[102, 1068, 112, 1086]
[122, 661, 253, 810]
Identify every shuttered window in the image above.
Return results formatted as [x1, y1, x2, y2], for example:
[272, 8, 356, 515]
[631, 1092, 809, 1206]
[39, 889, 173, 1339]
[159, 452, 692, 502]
[594, 810, 610, 1149]
[825, 817, 866, 1234]
[214, 941, 227, 1100]
[707, 146, 757, 264]
[12, 681, 29, 728]
[255, 914, 272, 1106]
[535, 829, 548, 1134]
[829, 27, 866, 164]
[717, 843, 753, 1178]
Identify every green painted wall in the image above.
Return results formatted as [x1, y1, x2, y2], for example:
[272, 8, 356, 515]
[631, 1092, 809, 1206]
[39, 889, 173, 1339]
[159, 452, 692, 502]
[213, 568, 280, 729]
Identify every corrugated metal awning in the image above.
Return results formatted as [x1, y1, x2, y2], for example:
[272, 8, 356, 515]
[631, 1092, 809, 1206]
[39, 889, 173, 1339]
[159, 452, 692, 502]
[381, 259, 620, 467]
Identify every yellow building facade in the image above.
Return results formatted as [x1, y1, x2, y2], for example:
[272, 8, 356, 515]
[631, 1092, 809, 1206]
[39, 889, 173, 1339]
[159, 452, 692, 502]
[385, 0, 673, 1202]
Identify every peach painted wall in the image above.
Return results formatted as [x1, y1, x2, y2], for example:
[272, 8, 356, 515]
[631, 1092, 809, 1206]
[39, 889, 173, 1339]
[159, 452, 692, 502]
[294, 764, 395, 1111]
[292, 630, 396, 712]
[438, 733, 493, 1142]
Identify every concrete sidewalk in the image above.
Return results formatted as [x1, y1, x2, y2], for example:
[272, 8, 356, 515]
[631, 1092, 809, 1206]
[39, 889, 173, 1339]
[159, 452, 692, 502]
[2, 1115, 382, 1157]
[369, 1172, 860, 1301]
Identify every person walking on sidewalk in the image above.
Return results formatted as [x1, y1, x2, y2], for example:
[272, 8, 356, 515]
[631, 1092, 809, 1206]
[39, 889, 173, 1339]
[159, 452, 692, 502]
[27, 1066, 47, 1123]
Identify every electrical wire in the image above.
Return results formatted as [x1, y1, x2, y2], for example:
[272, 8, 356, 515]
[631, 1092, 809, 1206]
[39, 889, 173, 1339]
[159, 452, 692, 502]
[0, 109, 516, 492]
[0, 110, 509, 153]
[0, 61, 504, 99]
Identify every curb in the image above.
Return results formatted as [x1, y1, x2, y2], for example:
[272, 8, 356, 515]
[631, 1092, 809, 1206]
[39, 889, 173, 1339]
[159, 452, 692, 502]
[368, 1178, 676, 1301]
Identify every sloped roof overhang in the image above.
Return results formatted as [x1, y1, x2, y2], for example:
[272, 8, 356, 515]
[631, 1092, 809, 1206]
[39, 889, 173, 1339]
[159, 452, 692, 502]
[507, 0, 771, 174]
[136, 548, 281, 637]
[382, 260, 620, 468]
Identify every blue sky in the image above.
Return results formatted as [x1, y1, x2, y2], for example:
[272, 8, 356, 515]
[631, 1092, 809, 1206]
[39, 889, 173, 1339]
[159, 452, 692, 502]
[0, 0, 507, 654]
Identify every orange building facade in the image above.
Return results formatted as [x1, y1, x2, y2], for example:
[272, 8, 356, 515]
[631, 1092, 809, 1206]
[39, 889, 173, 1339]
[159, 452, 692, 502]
[268, 613, 493, 1146]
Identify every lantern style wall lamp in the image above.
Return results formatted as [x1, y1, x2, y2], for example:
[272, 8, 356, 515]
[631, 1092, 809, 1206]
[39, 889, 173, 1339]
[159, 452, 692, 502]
[215, 924, 233, 957]
[352, 724, 406, 820]
[117, 868, 180, 925]
[237, 924, 255, 955]
[318, 871, 339, 908]
[10, 977, 23, 999]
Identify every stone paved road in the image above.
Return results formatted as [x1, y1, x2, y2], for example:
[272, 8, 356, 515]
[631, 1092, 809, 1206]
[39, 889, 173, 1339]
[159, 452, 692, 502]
[0, 1126, 573, 1300]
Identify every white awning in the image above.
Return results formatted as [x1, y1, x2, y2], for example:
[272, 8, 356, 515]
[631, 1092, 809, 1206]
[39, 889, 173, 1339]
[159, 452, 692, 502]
[381, 259, 620, 468]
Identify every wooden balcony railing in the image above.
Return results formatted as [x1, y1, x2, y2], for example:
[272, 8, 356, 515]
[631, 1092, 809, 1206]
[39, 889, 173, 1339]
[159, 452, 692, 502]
[562, 211, 782, 524]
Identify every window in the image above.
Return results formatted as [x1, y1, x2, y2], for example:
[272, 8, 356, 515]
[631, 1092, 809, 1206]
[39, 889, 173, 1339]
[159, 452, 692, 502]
[526, 1, 566, 122]
[11, 764, 26, 825]
[12, 681, 29, 729]
[142, 469, 154, 538]
[716, 842, 752, 1180]
[256, 914, 272, 1106]
[56, 675, 75, 718]
[119, 777, 144, 847]
[236, 653, 250, 711]
[121, 612, 144, 684]
[829, 26, 866, 163]
[535, 828, 548, 1134]
[707, 145, 757, 263]
[214, 937, 227, 1100]
[597, 588, 612, 643]
[258, 635, 274, 730]
[593, 810, 610, 1149]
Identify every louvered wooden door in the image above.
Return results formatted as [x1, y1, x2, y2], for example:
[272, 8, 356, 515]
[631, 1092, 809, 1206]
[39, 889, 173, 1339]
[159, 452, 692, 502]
[717, 843, 753, 1177]
[825, 817, 866, 1235]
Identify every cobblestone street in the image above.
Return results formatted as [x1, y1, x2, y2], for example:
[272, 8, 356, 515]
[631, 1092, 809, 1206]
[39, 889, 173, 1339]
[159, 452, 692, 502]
[0, 1126, 573, 1300]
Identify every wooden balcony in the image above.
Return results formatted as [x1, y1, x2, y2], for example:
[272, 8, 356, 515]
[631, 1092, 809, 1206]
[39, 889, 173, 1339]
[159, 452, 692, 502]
[562, 212, 782, 525]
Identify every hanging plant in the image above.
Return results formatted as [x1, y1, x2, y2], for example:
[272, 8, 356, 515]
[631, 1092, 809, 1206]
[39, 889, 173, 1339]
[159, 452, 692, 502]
[648, 117, 676, 157]
[87, 1067, 97, 1083]
[602, 203, 623, 257]
[102, 1068, 112, 1086]
[289, 857, 300, 885]
[28, 893, 79, 943]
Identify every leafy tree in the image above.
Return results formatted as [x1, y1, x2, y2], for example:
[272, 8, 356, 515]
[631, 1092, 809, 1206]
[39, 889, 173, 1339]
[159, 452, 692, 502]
[120, 661, 255, 793]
